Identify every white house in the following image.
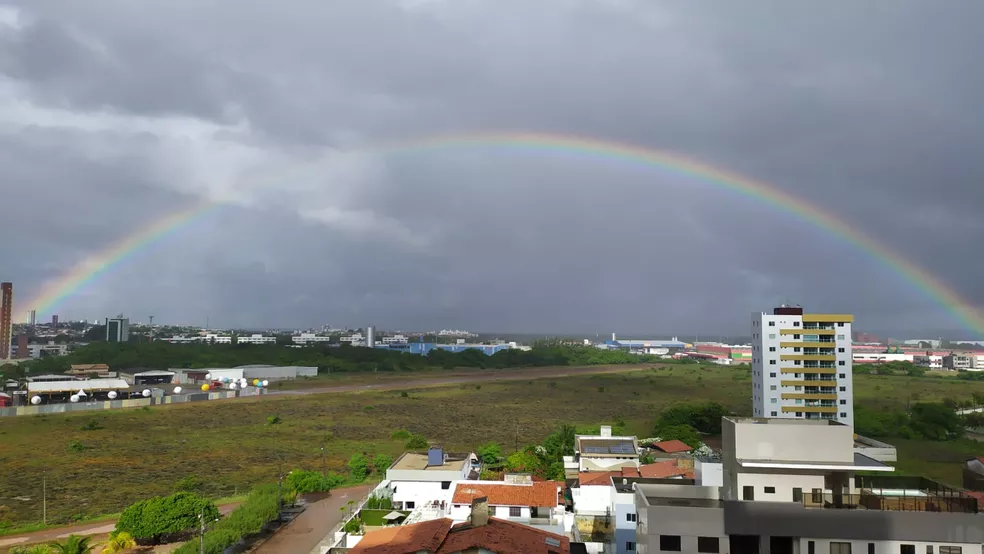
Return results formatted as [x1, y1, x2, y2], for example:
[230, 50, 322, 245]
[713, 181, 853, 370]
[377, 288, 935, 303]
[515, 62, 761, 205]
[383, 447, 477, 511]
[447, 477, 566, 528]
[575, 425, 640, 472]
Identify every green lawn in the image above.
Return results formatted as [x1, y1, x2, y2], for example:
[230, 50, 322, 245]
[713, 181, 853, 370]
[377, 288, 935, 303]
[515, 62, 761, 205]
[359, 509, 410, 527]
[1, 365, 983, 527]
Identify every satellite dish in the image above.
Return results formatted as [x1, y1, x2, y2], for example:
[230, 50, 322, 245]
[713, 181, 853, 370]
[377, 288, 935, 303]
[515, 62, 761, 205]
[30, 396, 42, 405]
[107, 391, 118, 400]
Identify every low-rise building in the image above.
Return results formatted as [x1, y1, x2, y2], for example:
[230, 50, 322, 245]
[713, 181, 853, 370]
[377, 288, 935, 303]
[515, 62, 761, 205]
[633, 417, 982, 554]
[292, 333, 332, 345]
[235, 334, 277, 345]
[348, 497, 573, 554]
[383, 447, 478, 511]
[448, 478, 565, 528]
[576, 426, 640, 473]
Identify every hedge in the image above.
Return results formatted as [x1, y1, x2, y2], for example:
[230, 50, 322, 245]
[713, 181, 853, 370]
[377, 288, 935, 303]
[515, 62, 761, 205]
[172, 484, 293, 554]
[116, 492, 218, 544]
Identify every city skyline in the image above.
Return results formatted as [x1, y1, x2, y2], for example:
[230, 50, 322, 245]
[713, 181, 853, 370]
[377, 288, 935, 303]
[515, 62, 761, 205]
[1, 1, 983, 336]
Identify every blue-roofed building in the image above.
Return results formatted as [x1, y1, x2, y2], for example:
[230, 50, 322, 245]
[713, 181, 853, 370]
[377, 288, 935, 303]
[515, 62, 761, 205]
[600, 333, 690, 353]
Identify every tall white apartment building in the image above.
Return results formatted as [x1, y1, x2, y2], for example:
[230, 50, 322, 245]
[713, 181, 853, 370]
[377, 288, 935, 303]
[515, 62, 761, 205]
[751, 305, 854, 427]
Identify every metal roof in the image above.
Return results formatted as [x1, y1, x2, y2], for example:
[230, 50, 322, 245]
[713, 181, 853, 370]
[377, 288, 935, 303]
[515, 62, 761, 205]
[27, 378, 130, 393]
[132, 370, 175, 376]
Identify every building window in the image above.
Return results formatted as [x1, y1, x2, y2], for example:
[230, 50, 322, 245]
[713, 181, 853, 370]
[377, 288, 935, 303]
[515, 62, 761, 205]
[697, 537, 720, 553]
[406, 501, 415, 509]
[839, 373, 846, 378]
[794, 334, 801, 339]
[839, 347, 845, 353]
[770, 385, 777, 390]
[794, 360, 801, 365]
[770, 411, 777, 416]
[764, 486, 776, 493]
[839, 361, 846, 366]
[792, 488, 802, 502]
[808, 542, 815, 554]
[627, 542, 636, 552]
[769, 346, 776, 352]
[770, 360, 776, 365]
[926, 547, 933, 554]
[840, 386, 846, 392]
[840, 412, 847, 418]
[770, 372, 776, 378]
[441, 481, 451, 490]
[837, 334, 845, 340]
[870, 544, 876, 554]
[742, 486, 754, 500]
[838, 322, 844, 327]
[939, 548, 962, 554]
[509, 506, 521, 517]
[794, 347, 801, 352]
[831, 542, 852, 554]
[626, 513, 637, 523]
[793, 321, 800, 327]
[771, 398, 777, 404]
[769, 334, 776, 339]
[769, 321, 775, 326]
[900, 546, 915, 554]
[796, 412, 803, 417]
[660, 535, 682, 552]
[840, 400, 846, 405]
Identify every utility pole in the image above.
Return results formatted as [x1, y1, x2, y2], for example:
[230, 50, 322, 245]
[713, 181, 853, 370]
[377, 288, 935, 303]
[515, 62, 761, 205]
[199, 505, 206, 554]
[42, 471, 46, 526]
[321, 444, 327, 477]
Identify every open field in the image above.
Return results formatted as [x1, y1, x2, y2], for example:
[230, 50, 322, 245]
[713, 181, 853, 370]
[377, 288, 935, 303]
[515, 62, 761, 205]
[2, 365, 983, 527]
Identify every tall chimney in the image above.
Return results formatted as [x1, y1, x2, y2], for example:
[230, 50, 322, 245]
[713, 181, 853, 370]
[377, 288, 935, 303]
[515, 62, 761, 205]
[469, 496, 489, 527]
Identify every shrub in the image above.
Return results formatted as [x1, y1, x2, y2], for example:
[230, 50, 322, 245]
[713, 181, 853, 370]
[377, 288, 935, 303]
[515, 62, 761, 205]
[67, 441, 88, 453]
[115, 492, 218, 544]
[174, 475, 205, 494]
[389, 429, 411, 440]
[9, 545, 55, 554]
[364, 495, 393, 510]
[349, 453, 370, 482]
[80, 419, 103, 431]
[285, 470, 345, 494]
[49, 535, 93, 554]
[172, 484, 289, 554]
[373, 453, 393, 473]
[400, 391, 409, 398]
[100, 532, 136, 554]
[342, 517, 362, 534]
[404, 434, 428, 449]
[266, 415, 281, 425]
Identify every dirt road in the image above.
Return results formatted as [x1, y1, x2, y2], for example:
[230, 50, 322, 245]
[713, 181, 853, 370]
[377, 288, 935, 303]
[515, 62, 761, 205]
[0, 503, 240, 552]
[251, 485, 373, 554]
[268, 364, 657, 397]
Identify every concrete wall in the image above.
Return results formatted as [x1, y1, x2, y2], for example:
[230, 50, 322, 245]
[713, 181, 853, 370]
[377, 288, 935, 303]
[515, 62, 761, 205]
[573, 485, 613, 515]
[722, 500, 984, 543]
[696, 460, 724, 487]
[390, 480, 452, 509]
[638, 504, 728, 554]
[735, 471, 825, 502]
[798, 537, 981, 554]
[725, 418, 854, 464]
[0, 390, 240, 417]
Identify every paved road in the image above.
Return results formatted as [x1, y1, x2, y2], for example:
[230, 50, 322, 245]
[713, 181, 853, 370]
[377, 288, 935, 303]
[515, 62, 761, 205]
[252, 485, 373, 554]
[268, 364, 657, 397]
[0, 503, 240, 551]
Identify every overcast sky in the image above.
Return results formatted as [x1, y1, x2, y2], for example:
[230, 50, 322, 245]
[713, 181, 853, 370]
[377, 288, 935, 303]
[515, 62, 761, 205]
[1, 0, 982, 336]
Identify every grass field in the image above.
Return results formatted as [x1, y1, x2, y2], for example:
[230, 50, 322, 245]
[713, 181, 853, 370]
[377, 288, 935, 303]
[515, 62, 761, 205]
[1, 365, 983, 527]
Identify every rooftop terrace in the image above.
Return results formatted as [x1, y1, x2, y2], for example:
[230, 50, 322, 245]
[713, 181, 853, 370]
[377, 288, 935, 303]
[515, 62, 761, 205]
[390, 451, 470, 472]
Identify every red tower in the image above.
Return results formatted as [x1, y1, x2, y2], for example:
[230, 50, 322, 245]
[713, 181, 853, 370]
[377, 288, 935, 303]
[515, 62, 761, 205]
[0, 282, 11, 360]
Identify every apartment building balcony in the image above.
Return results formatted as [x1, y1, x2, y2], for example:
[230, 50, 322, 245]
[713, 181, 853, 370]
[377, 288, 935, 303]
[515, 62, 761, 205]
[781, 354, 836, 362]
[781, 393, 837, 401]
[781, 367, 836, 374]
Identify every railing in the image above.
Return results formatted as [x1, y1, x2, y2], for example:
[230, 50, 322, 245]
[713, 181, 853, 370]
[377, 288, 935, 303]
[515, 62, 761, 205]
[799, 491, 977, 513]
[308, 487, 379, 554]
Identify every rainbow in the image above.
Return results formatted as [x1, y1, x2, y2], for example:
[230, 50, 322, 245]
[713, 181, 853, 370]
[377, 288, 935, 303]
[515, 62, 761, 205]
[23, 130, 984, 336]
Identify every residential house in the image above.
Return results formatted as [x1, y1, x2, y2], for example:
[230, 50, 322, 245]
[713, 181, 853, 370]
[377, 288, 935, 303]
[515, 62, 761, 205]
[633, 417, 982, 554]
[383, 447, 478, 511]
[347, 497, 572, 554]
[447, 477, 566, 528]
[575, 426, 640, 473]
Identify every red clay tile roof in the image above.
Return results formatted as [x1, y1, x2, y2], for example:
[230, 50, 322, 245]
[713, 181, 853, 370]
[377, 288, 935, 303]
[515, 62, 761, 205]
[349, 518, 453, 554]
[451, 481, 563, 507]
[436, 517, 570, 554]
[653, 440, 693, 453]
[578, 471, 619, 486]
[639, 460, 689, 479]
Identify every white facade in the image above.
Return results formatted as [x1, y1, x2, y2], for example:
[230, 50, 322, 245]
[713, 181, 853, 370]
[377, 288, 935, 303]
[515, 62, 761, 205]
[339, 333, 364, 344]
[751, 308, 854, 428]
[913, 354, 943, 369]
[572, 483, 614, 516]
[854, 352, 912, 363]
[391, 480, 454, 510]
[382, 334, 409, 344]
[236, 334, 276, 344]
[292, 333, 332, 344]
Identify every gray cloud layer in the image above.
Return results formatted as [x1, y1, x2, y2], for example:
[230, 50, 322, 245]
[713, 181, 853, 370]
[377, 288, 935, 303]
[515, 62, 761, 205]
[1, 0, 982, 336]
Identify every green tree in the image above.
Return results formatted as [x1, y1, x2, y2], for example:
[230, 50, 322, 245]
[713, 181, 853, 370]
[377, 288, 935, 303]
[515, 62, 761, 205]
[655, 403, 729, 435]
[404, 435, 428, 449]
[49, 535, 94, 554]
[505, 448, 540, 473]
[348, 453, 370, 482]
[115, 492, 218, 544]
[476, 442, 502, 465]
[910, 403, 963, 440]
[373, 453, 394, 474]
[654, 424, 702, 448]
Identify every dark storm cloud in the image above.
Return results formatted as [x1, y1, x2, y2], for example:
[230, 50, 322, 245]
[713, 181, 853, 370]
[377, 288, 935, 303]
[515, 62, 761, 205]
[1, 0, 982, 335]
